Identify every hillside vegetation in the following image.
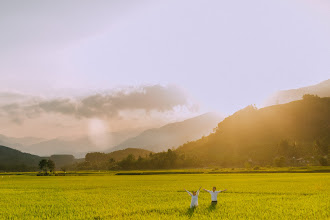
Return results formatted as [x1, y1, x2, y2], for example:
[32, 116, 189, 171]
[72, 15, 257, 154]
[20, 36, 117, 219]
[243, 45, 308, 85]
[74, 148, 152, 170]
[72, 96, 329, 170]
[0, 146, 78, 171]
[177, 95, 330, 166]
[0, 145, 41, 171]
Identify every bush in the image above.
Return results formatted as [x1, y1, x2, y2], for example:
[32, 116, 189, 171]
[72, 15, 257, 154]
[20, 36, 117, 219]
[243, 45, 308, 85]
[253, 166, 260, 170]
[318, 157, 328, 166]
[274, 157, 286, 167]
[109, 164, 121, 170]
[302, 94, 320, 100]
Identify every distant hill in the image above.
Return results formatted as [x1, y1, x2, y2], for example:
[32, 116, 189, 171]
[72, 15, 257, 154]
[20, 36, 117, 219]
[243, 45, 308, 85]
[49, 155, 75, 169]
[264, 79, 330, 106]
[3, 129, 143, 157]
[0, 145, 79, 171]
[1, 113, 222, 157]
[0, 145, 42, 171]
[0, 134, 44, 152]
[109, 112, 223, 152]
[27, 137, 95, 158]
[177, 96, 330, 166]
[106, 148, 152, 161]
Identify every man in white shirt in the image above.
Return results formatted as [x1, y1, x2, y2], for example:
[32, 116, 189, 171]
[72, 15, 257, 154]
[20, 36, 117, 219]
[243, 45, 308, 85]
[185, 187, 201, 208]
[203, 186, 227, 204]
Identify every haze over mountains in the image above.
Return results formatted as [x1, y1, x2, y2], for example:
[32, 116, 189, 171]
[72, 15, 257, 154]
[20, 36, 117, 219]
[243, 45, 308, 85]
[109, 112, 223, 152]
[1, 95, 329, 171]
[0, 80, 328, 159]
[0, 112, 222, 157]
[0, 135, 44, 152]
[264, 79, 330, 106]
[0, 129, 143, 157]
[26, 129, 143, 157]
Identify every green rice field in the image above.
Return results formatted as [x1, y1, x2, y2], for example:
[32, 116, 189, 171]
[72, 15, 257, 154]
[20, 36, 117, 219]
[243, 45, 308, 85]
[0, 173, 329, 219]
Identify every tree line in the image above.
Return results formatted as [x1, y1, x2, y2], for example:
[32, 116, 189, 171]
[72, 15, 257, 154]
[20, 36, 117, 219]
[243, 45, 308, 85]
[64, 136, 328, 171]
[67, 149, 201, 170]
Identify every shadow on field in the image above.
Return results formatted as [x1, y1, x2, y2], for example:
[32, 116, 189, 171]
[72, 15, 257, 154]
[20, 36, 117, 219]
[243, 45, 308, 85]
[208, 202, 217, 212]
[186, 207, 196, 218]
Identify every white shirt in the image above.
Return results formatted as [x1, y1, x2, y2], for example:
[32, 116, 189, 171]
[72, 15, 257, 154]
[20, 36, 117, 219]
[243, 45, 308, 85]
[185, 189, 200, 208]
[205, 190, 223, 201]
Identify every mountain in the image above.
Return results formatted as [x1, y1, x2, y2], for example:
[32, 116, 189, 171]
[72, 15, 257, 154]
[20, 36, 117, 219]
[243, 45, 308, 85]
[3, 129, 142, 158]
[1, 113, 222, 157]
[49, 155, 76, 169]
[109, 112, 224, 152]
[177, 96, 330, 166]
[0, 134, 45, 152]
[27, 137, 95, 158]
[0, 145, 42, 171]
[264, 79, 330, 106]
[0, 145, 79, 171]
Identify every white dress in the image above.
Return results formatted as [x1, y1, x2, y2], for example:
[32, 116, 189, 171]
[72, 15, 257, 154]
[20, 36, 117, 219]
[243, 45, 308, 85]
[185, 189, 200, 208]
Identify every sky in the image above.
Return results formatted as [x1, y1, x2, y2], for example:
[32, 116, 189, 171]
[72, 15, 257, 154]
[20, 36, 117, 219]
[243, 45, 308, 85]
[0, 0, 330, 139]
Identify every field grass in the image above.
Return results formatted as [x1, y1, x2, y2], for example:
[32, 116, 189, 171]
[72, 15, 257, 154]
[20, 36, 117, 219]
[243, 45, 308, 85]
[0, 173, 329, 219]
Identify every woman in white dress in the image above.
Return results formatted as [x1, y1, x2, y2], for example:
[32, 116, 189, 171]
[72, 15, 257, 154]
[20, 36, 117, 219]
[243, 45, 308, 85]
[184, 187, 202, 208]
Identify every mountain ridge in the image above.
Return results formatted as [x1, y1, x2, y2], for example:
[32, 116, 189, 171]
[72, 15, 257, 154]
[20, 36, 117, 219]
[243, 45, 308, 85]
[264, 79, 330, 106]
[109, 112, 223, 152]
[177, 96, 330, 166]
[0, 145, 42, 171]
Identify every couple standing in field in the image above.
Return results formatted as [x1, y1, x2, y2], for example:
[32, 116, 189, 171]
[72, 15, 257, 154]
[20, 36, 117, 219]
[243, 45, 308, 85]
[184, 187, 227, 208]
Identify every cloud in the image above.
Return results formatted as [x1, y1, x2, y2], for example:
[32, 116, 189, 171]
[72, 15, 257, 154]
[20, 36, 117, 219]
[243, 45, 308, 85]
[0, 85, 191, 123]
[0, 91, 34, 105]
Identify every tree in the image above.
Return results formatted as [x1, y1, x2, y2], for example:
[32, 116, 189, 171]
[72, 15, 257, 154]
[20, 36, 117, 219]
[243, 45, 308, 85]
[314, 139, 328, 156]
[118, 154, 136, 169]
[314, 137, 329, 166]
[39, 159, 48, 173]
[302, 94, 320, 100]
[318, 157, 328, 166]
[38, 159, 56, 174]
[278, 140, 297, 159]
[274, 156, 286, 167]
[47, 160, 56, 173]
[126, 154, 135, 162]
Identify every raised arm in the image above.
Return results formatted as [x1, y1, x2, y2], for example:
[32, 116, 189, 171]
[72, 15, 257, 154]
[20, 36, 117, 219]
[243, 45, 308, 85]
[184, 189, 192, 196]
[203, 188, 211, 193]
[197, 187, 202, 195]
